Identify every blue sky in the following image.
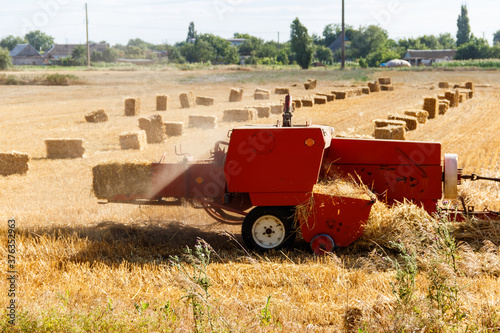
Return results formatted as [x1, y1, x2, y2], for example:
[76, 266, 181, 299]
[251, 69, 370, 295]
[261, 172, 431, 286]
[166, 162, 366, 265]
[1, 0, 498, 46]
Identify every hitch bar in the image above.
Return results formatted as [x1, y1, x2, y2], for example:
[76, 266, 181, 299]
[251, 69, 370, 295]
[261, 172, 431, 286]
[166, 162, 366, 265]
[462, 173, 500, 183]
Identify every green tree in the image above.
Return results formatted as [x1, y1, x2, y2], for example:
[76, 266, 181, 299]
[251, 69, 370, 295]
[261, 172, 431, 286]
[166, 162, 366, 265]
[290, 18, 314, 69]
[455, 37, 491, 59]
[350, 25, 388, 59]
[125, 45, 146, 59]
[234, 33, 263, 56]
[366, 48, 401, 67]
[438, 33, 456, 49]
[494, 30, 500, 45]
[315, 45, 333, 64]
[127, 38, 152, 50]
[0, 47, 12, 69]
[71, 45, 87, 65]
[24, 30, 54, 52]
[276, 49, 289, 65]
[0, 36, 28, 51]
[456, 5, 471, 46]
[186, 22, 196, 42]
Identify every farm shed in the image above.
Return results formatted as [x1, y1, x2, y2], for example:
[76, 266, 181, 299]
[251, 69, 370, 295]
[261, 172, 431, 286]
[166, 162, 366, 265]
[403, 49, 456, 66]
[44, 43, 107, 63]
[9, 44, 43, 66]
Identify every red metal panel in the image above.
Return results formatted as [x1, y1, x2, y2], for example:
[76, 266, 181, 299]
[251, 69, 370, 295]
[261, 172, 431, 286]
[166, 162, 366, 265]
[225, 126, 330, 196]
[249, 192, 311, 207]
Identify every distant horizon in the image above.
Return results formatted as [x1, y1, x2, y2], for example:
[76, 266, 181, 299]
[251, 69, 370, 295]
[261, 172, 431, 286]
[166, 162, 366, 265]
[1, 0, 498, 47]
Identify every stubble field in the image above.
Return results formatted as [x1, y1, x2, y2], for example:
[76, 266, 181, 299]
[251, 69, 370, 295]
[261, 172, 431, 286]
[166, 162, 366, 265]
[1, 67, 500, 332]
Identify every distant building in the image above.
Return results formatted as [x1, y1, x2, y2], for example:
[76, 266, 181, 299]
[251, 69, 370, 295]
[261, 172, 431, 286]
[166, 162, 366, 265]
[226, 38, 246, 47]
[327, 35, 349, 53]
[44, 43, 108, 62]
[403, 49, 457, 66]
[9, 44, 43, 66]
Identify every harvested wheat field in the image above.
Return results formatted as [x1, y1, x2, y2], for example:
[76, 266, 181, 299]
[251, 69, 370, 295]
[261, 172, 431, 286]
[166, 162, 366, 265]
[0, 67, 499, 332]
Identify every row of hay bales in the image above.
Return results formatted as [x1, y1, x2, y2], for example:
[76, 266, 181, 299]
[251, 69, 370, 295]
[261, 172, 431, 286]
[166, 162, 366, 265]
[368, 78, 394, 92]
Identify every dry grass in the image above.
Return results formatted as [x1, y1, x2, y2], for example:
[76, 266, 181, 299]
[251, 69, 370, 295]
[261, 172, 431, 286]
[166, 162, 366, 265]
[0, 69, 499, 332]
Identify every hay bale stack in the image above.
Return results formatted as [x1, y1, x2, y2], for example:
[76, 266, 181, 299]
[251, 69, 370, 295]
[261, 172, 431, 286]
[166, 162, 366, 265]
[404, 109, 429, 124]
[437, 95, 446, 100]
[423, 97, 438, 119]
[292, 100, 302, 108]
[313, 96, 328, 105]
[301, 98, 314, 107]
[229, 88, 243, 102]
[317, 93, 335, 102]
[444, 90, 459, 107]
[85, 109, 108, 123]
[332, 91, 347, 100]
[0, 152, 30, 176]
[275, 87, 289, 94]
[223, 108, 258, 122]
[188, 115, 217, 129]
[438, 101, 449, 115]
[308, 79, 317, 89]
[459, 92, 467, 103]
[125, 98, 140, 116]
[45, 139, 85, 159]
[254, 106, 271, 118]
[119, 131, 147, 150]
[388, 115, 418, 131]
[380, 85, 394, 91]
[368, 81, 380, 92]
[378, 78, 391, 85]
[465, 81, 475, 91]
[438, 82, 450, 89]
[361, 87, 370, 95]
[196, 96, 215, 106]
[374, 119, 406, 128]
[164, 122, 184, 137]
[138, 114, 166, 144]
[254, 89, 270, 100]
[179, 92, 195, 108]
[156, 95, 168, 111]
[374, 126, 405, 140]
[92, 162, 153, 200]
[269, 104, 283, 114]
[345, 90, 355, 98]
[354, 88, 363, 96]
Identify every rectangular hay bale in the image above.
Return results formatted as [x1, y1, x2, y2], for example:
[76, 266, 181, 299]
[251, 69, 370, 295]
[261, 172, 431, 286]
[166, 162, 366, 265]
[0, 152, 30, 176]
[404, 109, 429, 124]
[45, 139, 85, 159]
[292, 100, 302, 108]
[223, 108, 258, 122]
[164, 122, 184, 137]
[374, 119, 406, 128]
[301, 99, 314, 107]
[85, 109, 108, 123]
[388, 114, 418, 131]
[254, 91, 270, 100]
[196, 96, 215, 106]
[275, 87, 290, 94]
[269, 104, 283, 114]
[378, 78, 391, 85]
[119, 130, 147, 150]
[254, 106, 271, 118]
[374, 126, 405, 140]
[317, 93, 335, 102]
[156, 95, 168, 111]
[332, 91, 347, 99]
[444, 90, 459, 107]
[179, 92, 195, 108]
[188, 115, 217, 129]
[361, 87, 370, 95]
[438, 101, 449, 115]
[229, 88, 243, 102]
[380, 85, 394, 91]
[438, 82, 450, 89]
[125, 98, 140, 116]
[423, 97, 438, 119]
[138, 114, 165, 144]
[368, 81, 380, 92]
[313, 96, 327, 105]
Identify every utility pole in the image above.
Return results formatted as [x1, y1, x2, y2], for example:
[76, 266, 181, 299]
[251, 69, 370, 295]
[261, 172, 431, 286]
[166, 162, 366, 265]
[341, 0, 345, 69]
[277, 31, 280, 48]
[86, 3, 90, 67]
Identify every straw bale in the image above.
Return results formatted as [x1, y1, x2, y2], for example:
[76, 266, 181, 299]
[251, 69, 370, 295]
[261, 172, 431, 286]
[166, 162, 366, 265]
[255, 88, 270, 94]
[188, 115, 217, 129]
[438, 82, 450, 89]
[467, 90, 474, 99]
[388, 114, 418, 131]
[459, 92, 466, 103]
[423, 97, 438, 119]
[345, 89, 355, 98]
[229, 88, 243, 102]
[444, 90, 459, 107]
[156, 95, 168, 111]
[164, 122, 184, 137]
[223, 108, 258, 122]
[92, 162, 153, 200]
[317, 93, 335, 102]
[196, 96, 215, 106]
[125, 98, 140, 116]
[304, 82, 311, 90]
[361, 87, 370, 95]
[332, 91, 347, 99]
[254, 91, 270, 100]
[313, 96, 327, 105]
[179, 92, 195, 108]
[374, 126, 406, 140]
[374, 119, 406, 128]
[85, 109, 108, 123]
[269, 104, 283, 114]
[313, 179, 372, 200]
[454, 84, 466, 89]
[45, 139, 85, 159]
[378, 78, 391, 85]
[353, 88, 363, 96]
[307, 79, 317, 89]
[404, 109, 429, 124]
[437, 95, 446, 100]
[292, 100, 302, 108]
[368, 81, 380, 92]
[138, 114, 166, 144]
[274, 87, 289, 94]
[380, 85, 394, 91]
[119, 130, 147, 150]
[438, 101, 449, 115]
[465, 81, 475, 91]
[0, 152, 30, 176]
[301, 98, 314, 107]
[254, 106, 271, 118]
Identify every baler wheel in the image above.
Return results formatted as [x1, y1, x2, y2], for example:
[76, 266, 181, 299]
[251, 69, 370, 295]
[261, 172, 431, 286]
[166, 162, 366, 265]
[310, 234, 335, 255]
[241, 206, 295, 252]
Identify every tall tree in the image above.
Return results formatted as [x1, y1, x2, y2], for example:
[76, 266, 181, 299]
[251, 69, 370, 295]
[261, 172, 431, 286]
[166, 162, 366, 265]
[494, 30, 500, 45]
[290, 18, 314, 69]
[456, 5, 471, 46]
[0, 36, 28, 51]
[24, 30, 54, 52]
[186, 22, 196, 42]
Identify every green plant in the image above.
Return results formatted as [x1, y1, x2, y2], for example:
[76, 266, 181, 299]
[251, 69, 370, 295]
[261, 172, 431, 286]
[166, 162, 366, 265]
[134, 301, 150, 315]
[0, 48, 12, 70]
[170, 240, 213, 333]
[260, 295, 273, 326]
[387, 241, 418, 307]
[160, 301, 178, 323]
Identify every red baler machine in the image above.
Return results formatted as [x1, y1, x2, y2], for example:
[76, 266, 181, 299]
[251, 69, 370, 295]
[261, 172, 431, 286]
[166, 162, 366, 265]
[102, 98, 500, 254]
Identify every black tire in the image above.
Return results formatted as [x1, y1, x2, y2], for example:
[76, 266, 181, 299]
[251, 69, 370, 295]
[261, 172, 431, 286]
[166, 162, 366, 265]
[241, 206, 296, 252]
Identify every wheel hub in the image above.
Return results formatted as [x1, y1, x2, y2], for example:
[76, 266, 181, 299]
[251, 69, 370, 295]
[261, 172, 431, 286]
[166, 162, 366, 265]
[252, 215, 285, 249]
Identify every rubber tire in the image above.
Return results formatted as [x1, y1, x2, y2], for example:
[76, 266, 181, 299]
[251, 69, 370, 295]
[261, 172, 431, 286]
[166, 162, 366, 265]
[241, 206, 296, 252]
